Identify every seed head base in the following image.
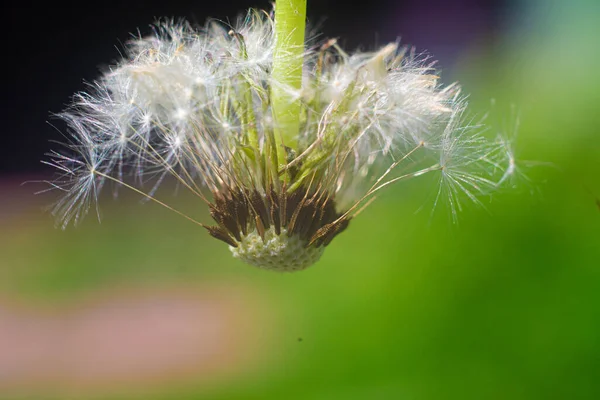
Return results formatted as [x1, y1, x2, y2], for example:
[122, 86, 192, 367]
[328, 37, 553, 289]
[231, 228, 324, 271]
[205, 185, 350, 270]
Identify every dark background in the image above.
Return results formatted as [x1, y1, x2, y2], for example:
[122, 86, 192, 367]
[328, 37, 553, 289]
[4, 0, 507, 174]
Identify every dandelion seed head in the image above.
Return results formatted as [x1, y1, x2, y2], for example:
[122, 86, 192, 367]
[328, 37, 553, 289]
[44, 8, 519, 270]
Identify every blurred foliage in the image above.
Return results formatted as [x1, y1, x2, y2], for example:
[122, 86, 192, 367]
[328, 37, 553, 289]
[1, 0, 599, 398]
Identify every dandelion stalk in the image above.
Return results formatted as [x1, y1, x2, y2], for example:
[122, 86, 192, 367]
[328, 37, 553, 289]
[271, 0, 307, 168]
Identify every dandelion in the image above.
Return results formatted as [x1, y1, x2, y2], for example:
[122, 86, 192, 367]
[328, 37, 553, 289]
[44, 2, 516, 272]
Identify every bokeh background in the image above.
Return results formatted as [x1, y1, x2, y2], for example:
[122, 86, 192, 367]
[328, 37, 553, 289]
[2, 0, 599, 398]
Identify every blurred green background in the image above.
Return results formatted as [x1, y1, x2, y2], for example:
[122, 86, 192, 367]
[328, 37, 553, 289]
[1, 0, 599, 399]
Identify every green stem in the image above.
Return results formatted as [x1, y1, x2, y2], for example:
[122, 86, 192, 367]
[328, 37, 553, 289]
[271, 0, 307, 169]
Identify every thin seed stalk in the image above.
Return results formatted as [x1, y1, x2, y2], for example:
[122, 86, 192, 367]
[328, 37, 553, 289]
[229, 31, 259, 150]
[271, 0, 307, 170]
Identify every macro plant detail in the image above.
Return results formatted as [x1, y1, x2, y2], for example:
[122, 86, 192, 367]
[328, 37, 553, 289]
[44, 1, 516, 272]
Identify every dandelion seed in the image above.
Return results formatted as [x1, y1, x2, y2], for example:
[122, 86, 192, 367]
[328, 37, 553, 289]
[44, 4, 517, 271]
